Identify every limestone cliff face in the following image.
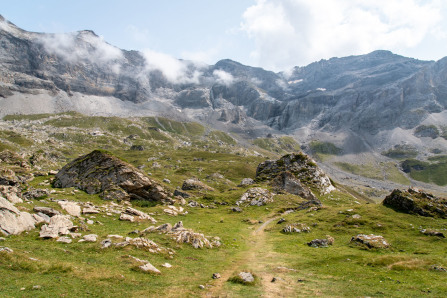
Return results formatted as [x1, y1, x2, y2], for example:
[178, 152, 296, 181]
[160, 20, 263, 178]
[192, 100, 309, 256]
[1, 15, 447, 152]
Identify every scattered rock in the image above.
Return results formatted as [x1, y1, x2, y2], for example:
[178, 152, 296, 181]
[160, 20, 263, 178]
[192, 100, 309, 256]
[231, 206, 242, 212]
[420, 229, 445, 238]
[430, 265, 447, 272]
[163, 178, 171, 184]
[56, 236, 72, 244]
[199, 285, 205, 289]
[0, 246, 13, 253]
[350, 234, 390, 249]
[0, 185, 22, 203]
[188, 200, 199, 207]
[101, 239, 112, 248]
[238, 178, 255, 187]
[212, 273, 221, 279]
[277, 218, 286, 224]
[53, 150, 171, 203]
[39, 215, 74, 238]
[181, 178, 215, 192]
[58, 201, 81, 217]
[383, 188, 447, 218]
[80, 234, 98, 242]
[161, 263, 172, 268]
[236, 188, 274, 206]
[145, 221, 220, 249]
[237, 272, 255, 284]
[119, 213, 135, 222]
[307, 239, 329, 248]
[352, 214, 361, 219]
[139, 262, 161, 274]
[32, 285, 41, 290]
[0, 197, 37, 236]
[174, 189, 191, 198]
[22, 188, 50, 200]
[283, 223, 310, 233]
[0, 237, 5, 241]
[82, 206, 100, 214]
[33, 206, 61, 217]
[122, 207, 157, 223]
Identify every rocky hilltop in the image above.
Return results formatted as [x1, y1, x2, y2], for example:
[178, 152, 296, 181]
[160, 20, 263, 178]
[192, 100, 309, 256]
[1, 15, 447, 156]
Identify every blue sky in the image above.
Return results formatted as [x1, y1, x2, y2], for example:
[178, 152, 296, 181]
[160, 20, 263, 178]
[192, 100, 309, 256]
[2, 0, 447, 71]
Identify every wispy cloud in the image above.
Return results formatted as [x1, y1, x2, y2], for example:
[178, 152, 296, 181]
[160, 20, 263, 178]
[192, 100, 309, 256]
[241, 0, 446, 70]
[141, 49, 203, 84]
[39, 31, 124, 72]
[213, 69, 234, 86]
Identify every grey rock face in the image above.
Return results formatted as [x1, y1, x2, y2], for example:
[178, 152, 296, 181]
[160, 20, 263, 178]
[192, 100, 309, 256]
[39, 215, 73, 238]
[53, 150, 171, 203]
[0, 197, 36, 236]
[256, 153, 334, 196]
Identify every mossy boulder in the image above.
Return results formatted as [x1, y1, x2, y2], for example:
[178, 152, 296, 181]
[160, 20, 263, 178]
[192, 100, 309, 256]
[383, 188, 447, 218]
[53, 150, 171, 203]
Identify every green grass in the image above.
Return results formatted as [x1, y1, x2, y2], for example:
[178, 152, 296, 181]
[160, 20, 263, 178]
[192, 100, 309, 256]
[334, 162, 410, 185]
[1, 112, 446, 297]
[401, 159, 447, 186]
[253, 136, 300, 154]
[382, 145, 418, 160]
[310, 141, 342, 155]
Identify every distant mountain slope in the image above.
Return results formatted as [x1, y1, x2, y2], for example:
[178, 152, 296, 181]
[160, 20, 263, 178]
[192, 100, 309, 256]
[1, 15, 447, 156]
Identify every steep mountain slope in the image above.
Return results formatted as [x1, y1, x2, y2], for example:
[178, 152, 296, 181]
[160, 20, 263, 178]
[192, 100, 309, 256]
[1, 15, 447, 189]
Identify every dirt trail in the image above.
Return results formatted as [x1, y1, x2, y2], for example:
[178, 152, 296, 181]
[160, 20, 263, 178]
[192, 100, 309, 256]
[204, 214, 297, 297]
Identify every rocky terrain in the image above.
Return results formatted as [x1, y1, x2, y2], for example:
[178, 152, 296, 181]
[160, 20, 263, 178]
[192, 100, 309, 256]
[0, 112, 446, 296]
[0, 15, 447, 297]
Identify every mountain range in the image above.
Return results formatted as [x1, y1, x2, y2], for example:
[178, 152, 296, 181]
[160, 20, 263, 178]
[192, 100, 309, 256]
[1, 14, 447, 190]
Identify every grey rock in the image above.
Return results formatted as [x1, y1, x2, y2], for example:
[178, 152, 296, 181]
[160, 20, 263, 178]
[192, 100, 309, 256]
[238, 178, 254, 187]
[139, 262, 161, 274]
[39, 215, 73, 238]
[56, 236, 72, 244]
[212, 273, 221, 279]
[58, 201, 81, 217]
[0, 246, 13, 253]
[182, 178, 215, 192]
[307, 239, 329, 248]
[236, 188, 274, 206]
[82, 234, 98, 242]
[33, 206, 61, 217]
[0, 197, 37, 236]
[53, 150, 171, 203]
[350, 234, 390, 249]
[238, 272, 255, 283]
[101, 239, 112, 248]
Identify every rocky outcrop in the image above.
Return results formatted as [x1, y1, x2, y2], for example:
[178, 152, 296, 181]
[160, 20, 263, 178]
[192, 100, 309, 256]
[0, 196, 36, 236]
[236, 188, 274, 206]
[383, 188, 447, 218]
[53, 150, 171, 203]
[256, 153, 334, 199]
[350, 234, 390, 249]
[39, 215, 74, 238]
[144, 221, 221, 249]
[181, 178, 215, 192]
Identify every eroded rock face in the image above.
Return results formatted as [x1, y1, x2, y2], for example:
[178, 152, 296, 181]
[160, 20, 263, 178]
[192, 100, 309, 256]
[256, 152, 334, 199]
[53, 150, 171, 203]
[0, 197, 36, 236]
[383, 188, 447, 218]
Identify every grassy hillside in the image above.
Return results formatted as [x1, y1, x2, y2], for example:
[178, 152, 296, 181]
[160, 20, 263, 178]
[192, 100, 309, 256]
[0, 113, 446, 297]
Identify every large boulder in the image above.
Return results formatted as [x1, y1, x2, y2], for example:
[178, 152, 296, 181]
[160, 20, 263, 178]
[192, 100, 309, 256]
[53, 150, 171, 203]
[350, 234, 390, 249]
[383, 188, 447, 218]
[256, 153, 335, 196]
[0, 197, 36, 236]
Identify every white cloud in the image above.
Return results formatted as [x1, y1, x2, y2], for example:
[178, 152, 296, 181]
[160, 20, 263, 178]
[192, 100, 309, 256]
[39, 31, 123, 72]
[241, 0, 446, 70]
[213, 69, 234, 86]
[141, 49, 203, 84]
